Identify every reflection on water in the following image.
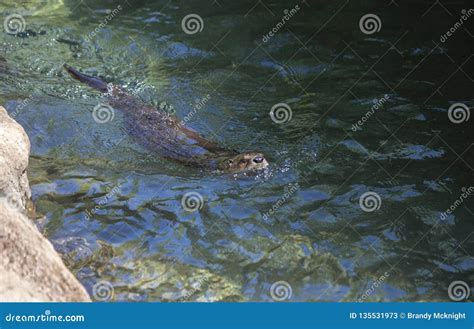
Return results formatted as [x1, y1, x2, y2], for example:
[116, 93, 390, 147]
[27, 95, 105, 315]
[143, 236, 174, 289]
[1, 0, 473, 301]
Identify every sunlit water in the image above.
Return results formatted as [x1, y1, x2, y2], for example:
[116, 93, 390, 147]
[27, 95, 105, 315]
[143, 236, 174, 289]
[1, 0, 473, 302]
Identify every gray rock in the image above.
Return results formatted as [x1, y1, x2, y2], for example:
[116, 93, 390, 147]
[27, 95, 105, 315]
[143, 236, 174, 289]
[0, 105, 90, 302]
[0, 106, 31, 214]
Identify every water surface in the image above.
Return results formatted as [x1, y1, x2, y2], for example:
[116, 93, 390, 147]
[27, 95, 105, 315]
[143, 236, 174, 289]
[1, 0, 473, 301]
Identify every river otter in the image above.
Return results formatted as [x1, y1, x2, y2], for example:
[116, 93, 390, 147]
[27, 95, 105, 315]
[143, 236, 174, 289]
[63, 64, 268, 173]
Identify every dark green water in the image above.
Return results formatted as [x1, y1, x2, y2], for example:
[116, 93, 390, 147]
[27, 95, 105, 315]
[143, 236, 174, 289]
[1, 0, 473, 301]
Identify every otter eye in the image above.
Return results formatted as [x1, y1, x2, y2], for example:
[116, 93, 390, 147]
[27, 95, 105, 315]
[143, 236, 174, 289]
[239, 159, 247, 164]
[253, 156, 264, 164]
[228, 159, 233, 164]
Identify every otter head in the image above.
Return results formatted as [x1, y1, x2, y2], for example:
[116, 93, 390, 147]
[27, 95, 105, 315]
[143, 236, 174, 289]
[218, 152, 269, 173]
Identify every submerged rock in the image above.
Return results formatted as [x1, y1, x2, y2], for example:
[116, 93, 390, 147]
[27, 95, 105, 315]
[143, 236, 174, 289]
[240, 234, 351, 301]
[0, 105, 90, 302]
[110, 256, 243, 302]
[258, 234, 349, 282]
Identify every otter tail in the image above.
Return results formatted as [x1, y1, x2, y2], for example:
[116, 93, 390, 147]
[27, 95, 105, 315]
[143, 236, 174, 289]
[63, 64, 109, 93]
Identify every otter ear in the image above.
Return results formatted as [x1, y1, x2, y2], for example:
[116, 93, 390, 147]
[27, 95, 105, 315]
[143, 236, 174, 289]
[228, 159, 234, 164]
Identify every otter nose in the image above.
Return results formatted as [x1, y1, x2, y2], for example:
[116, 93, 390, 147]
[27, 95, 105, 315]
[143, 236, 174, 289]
[253, 156, 264, 164]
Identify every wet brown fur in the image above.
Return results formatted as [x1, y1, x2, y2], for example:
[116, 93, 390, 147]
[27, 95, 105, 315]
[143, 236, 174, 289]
[63, 64, 268, 172]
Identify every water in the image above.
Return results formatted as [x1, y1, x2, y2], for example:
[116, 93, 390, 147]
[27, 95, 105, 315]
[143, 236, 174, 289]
[1, 0, 473, 302]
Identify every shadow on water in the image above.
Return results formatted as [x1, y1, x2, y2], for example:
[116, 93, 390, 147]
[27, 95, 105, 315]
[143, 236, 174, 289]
[0, 0, 473, 301]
